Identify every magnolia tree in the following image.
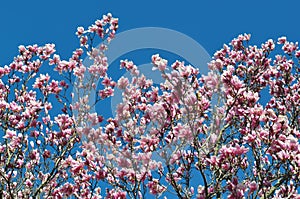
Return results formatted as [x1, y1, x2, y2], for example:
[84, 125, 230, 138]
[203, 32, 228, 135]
[0, 13, 300, 199]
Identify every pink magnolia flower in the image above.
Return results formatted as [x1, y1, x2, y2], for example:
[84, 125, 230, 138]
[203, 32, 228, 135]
[76, 26, 85, 36]
[152, 54, 168, 71]
[3, 129, 16, 139]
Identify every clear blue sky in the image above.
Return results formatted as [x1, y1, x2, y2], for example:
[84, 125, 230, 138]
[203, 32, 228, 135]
[1, 0, 299, 120]
[0, 0, 299, 64]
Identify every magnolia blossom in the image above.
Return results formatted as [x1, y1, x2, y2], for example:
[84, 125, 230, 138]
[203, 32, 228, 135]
[0, 13, 300, 199]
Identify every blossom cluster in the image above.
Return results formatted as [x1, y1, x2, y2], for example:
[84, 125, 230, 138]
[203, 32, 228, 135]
[0, 13, 300, 199]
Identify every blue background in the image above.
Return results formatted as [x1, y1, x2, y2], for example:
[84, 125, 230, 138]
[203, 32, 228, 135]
[0, 0, 299, 64]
